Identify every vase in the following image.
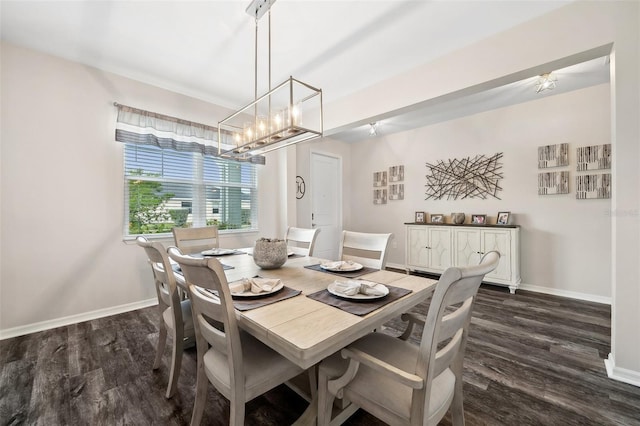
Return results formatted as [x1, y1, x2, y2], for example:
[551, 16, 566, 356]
[452, 213, 465, 224]
[253, 238, 287, 269]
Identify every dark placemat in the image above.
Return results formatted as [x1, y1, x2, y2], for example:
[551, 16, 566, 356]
[304, 263, 379, 278]
[306, 285, 412, 316]
[172, 263, 234, 275]
[230, 286, 302, 311]
[191, 250, 246, 259]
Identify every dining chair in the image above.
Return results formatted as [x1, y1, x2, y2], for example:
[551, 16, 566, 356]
[317, 251, 501, 426]
[135, 236, 195, 399]
[285, 226, 320, 256]
[167, 247, 304, 426]
[172, 225, 219, 255]
[338, 230, 392, 269]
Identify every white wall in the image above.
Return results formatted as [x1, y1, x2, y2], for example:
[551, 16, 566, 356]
[346, 84, 611, 299]
[322, 0, 640, 383]
[0, 42, 284, 335]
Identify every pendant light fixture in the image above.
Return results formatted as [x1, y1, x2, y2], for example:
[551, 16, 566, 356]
[218, 0, 323, 160]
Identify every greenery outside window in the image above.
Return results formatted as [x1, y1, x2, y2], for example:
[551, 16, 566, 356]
[124, 143, 257, 237]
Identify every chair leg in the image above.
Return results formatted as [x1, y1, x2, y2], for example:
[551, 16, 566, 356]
[450, 377, 465, 426]
[317, 369, 336, 426]
[190, 360, 208, 426]
[229, 395, 245, 426]
[165, 325, 184, 398]
[153, 322, 168, 370]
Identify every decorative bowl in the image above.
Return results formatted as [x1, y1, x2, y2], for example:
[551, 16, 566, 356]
[452, 213, 465, 224]
[253, 238, 287, 269]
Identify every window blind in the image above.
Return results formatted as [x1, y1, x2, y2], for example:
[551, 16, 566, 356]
[116, 104, 258, 237]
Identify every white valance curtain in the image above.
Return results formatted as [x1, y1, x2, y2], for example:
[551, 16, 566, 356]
[114, 103, 264, 164]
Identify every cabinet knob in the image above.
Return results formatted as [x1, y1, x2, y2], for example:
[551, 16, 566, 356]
[425, 246, 431, 249]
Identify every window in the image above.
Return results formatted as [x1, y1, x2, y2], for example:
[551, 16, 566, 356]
[124, 143, 257, 237]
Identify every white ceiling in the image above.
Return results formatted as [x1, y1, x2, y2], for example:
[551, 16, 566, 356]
[1, 0, 609, 141]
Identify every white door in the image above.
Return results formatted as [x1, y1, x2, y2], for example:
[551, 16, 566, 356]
[311, 152, 341, 260]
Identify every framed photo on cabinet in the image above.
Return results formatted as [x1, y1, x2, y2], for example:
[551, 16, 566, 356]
[471, 214, 486, 225]
[430, 214, 444, 224]
[415, 211, 426, 223]
[497, 211, 510, 225]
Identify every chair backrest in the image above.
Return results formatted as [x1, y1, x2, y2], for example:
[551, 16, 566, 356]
[167, 247, 244, 392]
[285, 226, 321, 256]
[136, 236, 183, 325]
[413, 251, 500, 423]
[338, 230, 392, 269]
[172, 226, 219, 254]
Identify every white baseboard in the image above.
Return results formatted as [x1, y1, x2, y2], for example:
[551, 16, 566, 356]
[605, 353, 640, 387]
[0, 298, 158, 340]
[517, 283, 611, 305]
[393, 262, 611, 305]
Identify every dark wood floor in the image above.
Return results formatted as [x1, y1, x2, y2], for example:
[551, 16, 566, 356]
[1, 284, 639, 426]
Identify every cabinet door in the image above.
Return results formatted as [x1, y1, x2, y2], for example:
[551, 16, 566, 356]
[482, 229, 512, 281]
[407, 226, 429, 267]
[454, 228, 482, 267]
[427, 227, 452, 272]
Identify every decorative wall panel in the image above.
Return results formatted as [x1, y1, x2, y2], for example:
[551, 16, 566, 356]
[389, 184, 404, 200]
[538, 143, 569, 168]
[373, 171, 387, 187]
[576, 144, 611, 171]
[425, 153, 503, 200]
[538, 171, 570, 195]
[389, 165, 404, 182]
[576, 173, 611, 199]
[373, 188, 387, 204]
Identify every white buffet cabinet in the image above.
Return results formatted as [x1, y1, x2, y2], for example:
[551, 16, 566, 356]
[405, 223, 521, 293]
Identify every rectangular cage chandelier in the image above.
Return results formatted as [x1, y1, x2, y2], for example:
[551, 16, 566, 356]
[218, 0, 323, 161]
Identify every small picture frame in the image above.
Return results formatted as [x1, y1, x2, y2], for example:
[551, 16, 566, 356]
[471, 214, 486, 225]
[430, 214, 444, 224]
[497, 211, 510, 225]
[415, 211, 426, 223]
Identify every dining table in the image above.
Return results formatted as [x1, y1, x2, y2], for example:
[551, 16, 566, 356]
[174, 249, 438, 425]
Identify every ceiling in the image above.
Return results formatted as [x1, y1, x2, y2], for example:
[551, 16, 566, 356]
[1, 0, 609, 142]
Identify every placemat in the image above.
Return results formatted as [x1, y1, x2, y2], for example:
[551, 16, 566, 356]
[306, 285, 412, 316]
[304, 263, 379, 278]
[172, 263, 234, 275]
[190, 251, 245, 260]
[230, 286, 302, 311]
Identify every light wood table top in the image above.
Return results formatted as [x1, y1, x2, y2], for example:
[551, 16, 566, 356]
[193, 251, 438, 370]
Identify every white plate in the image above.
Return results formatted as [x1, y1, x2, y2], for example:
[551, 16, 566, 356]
[201, 248, 237, 256]
[327, 280, 389, 300]
[320, 261, 364, 272]
[230, 281, 284, 298]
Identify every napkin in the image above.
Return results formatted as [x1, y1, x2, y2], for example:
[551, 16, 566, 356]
[229, 277, 282, 294]
[322, 260, 355, 271]
[332, 280, 386, 297]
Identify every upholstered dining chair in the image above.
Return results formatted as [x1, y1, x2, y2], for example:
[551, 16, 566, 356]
[172, 225, 219, 255]
[317, 251, 500, 426]
[285, 226, 320, 256]
[136, 236, 195, 398]
[167, 247, 304, 426]
[338, 230, 392, 269]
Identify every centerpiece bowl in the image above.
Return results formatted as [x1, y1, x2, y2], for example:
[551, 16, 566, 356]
[253, 238, 287, 269]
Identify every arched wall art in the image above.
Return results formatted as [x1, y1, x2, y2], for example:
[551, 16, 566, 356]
[425, 153, 503, 200]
